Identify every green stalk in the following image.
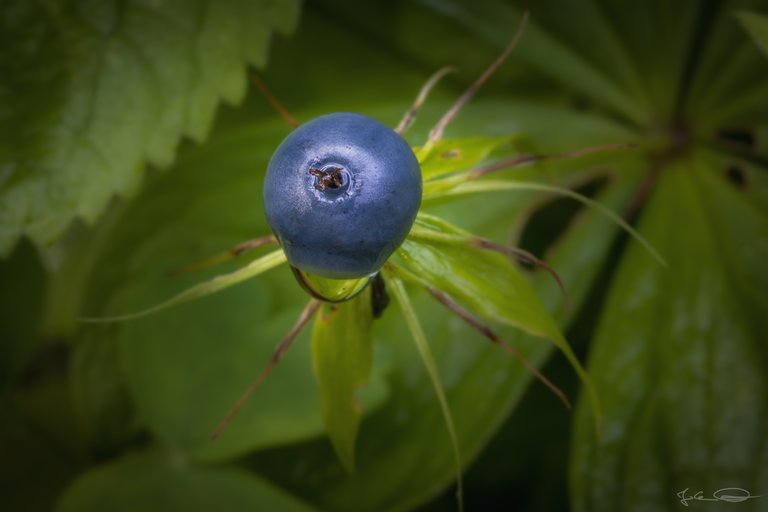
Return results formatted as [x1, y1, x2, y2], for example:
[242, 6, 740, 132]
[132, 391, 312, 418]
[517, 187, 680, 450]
[388, 276, 464, 512]
[81, 249, 287, 322]
[442, 180, 667, 266]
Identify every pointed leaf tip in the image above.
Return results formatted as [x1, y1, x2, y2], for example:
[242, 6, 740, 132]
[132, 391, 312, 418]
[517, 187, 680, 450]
[80, 249, 286, 323]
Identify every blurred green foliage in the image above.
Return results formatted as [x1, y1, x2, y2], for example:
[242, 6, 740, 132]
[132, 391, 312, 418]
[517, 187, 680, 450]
[2, 0, 767, 511]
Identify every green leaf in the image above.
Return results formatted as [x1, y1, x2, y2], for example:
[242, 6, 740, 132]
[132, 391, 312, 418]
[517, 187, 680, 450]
[398, 214, 567, 340]
[417, 135, 519, 180]
[81, 248, 286, 322]
[0, 0, 300, 256]
[737, 10, 768, 59]
[438, 179, 666, 266]
[388, 276, 464, 512]
[684, 7, 768, 128]
[56, 450, 317, 512]
[311, 290, 374, 473]
[396, 212, 601, 435]
[570, 154, 768, 511]
[420, 0, 651, 124]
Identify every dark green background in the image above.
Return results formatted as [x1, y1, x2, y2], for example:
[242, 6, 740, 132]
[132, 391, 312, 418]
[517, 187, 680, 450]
[1, 0, 767, 511]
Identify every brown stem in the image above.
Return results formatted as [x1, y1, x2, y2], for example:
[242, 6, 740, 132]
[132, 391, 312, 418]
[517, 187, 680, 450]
[251, 74, 300, 129]
[395, 67, 455, 135]
[211, 299, 321, 440]
[168, 235, 278, 276]
[468, 142, 635, 179]
[471, 238, 570, 312]
[427, 287, 571, 410]
[428, 11, 529, 145]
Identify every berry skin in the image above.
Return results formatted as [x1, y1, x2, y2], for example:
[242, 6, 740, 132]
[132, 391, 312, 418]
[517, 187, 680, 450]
[263, 112, 422, 280]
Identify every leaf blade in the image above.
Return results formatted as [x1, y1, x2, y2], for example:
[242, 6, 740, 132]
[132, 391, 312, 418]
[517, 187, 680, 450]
[437, 179, 666, 266]
[570, 154, 768, 511]
[398, 213, 601, 434]
[81, 248, 287, 322]
[736, 10, 768, 60]
[56, 449, 317, 512]
[388, 276, 464, 512]
[0, 0, 301, 256]
[311, 290, 375, 473]
[417, 135, 520, 181]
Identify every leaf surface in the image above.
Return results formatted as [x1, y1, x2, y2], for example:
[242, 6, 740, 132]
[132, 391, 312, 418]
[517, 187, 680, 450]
[570, 153, 768, 511]
[0, 0, 300, 255]
[737, 10, 768, 58]
[398, 215, 563, 340]
[311, 290, 375, 472]
[417, 135, 519, 180]
[397, 213, 600, 430]
[56, 450, 316, 512]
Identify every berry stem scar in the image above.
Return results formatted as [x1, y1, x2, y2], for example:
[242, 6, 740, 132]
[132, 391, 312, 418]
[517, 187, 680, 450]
[309, 166, 346, 190]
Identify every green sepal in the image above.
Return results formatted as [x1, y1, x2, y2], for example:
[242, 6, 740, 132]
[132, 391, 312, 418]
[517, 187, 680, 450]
[80, 249, 287, 322]
[292, 268, 372, 303]
[397, 213, 601, 434]
[416, 135, 522, 180]
[311, 288, 375, 472]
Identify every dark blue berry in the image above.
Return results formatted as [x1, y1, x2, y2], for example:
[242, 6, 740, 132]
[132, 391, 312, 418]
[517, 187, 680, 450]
[263, 112, 422, 279]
